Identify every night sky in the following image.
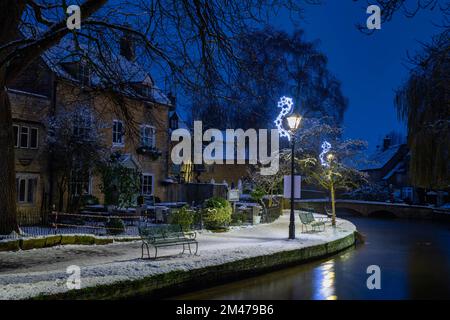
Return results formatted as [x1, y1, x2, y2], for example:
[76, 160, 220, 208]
[272, 1, 443, 151]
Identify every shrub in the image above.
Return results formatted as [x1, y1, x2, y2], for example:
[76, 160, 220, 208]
[231, 211, 248, 225]
[80, 195, 100, 206]
[169, 206, 194, 231]
[105, 218, 125, 235]
[203, 197, 232, 229]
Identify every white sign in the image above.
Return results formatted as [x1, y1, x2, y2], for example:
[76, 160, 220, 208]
[283, 175, 301, 199]
[228, 189, 240, 202]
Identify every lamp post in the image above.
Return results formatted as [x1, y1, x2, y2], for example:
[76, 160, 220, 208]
[286, 113, 302, 239]
[326, 153, 337, 227]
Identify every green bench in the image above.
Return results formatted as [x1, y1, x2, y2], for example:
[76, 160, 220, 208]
[298, 211, 326, 233]
[138, 225, 198, 259]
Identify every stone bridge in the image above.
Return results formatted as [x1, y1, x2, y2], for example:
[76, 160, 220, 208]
[293, 199, 436, 219]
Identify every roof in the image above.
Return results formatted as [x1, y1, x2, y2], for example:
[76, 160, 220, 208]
[119, 153, 141, 170]
[169, 110, 190, 130]
[359, 144, 403, 171]
[41, 38, 171, 105]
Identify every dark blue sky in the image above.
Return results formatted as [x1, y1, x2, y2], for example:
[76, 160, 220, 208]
[272, 1, 443, 151]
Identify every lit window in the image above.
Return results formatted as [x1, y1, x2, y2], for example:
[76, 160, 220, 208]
[140, 125, 156, 148]
[112, 120, 124, 146]
[142, 174, 154, 195]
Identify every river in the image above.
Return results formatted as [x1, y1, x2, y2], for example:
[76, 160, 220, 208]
[173, 212, 450, 300]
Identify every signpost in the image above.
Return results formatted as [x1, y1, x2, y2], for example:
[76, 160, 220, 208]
[283, 175, 301, 199]
[228, 189, 240, 216]
[228, 189, 240, 202]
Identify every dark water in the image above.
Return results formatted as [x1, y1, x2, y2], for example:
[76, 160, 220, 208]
[174, 212, 450, 300]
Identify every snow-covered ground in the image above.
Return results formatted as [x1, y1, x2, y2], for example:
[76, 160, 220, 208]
[0, 212, 355, 300]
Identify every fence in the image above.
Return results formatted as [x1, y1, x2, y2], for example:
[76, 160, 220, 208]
[1, 209, 147, 239]
[1, 197, 284, 239]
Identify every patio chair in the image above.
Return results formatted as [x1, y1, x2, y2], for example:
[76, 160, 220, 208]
[298, 211, 326, 233]
[324, 206, 333, 223]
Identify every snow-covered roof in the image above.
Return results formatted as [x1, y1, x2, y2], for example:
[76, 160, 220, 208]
[382, 161, 403, 180]
[119, 153, 141, 170]
[359, 144, 403, 171]
[169, 110, 190, 130]
[41, 39, 171, 105]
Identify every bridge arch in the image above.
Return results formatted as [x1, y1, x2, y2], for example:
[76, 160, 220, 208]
[335, 207, 364, 217]
[367, 210, 397, 219]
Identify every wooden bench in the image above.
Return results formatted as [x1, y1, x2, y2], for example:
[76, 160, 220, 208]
[298, 211, 326, 233]
[138, 225, 198, 259]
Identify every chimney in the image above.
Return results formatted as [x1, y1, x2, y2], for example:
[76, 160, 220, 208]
[383, 136, 391, 151]
[120, 35, 135, 61]
[168, 92, 177, 105]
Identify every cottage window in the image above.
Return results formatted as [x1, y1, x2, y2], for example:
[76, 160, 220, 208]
[16, 174, 38, 204]
[69, 169, 92, 196]
[30, 128, 38, 149]
[112, 120, 124, 146]
[141, 174, 154, 195]
[170, 117, 178, 130]
[140, 125, 156, 148]
[20, 126, 29, 148]
[13, 125, 19, 147]
[14, 125, 39, 149]
[73, 113, 92, 139]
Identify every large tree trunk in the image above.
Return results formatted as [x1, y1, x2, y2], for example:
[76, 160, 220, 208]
[0, 85, 19, 234]
[0, 0, 24, 234]
[0, 0, 107, 234]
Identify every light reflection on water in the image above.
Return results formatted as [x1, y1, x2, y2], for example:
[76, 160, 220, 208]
[172, 214, 450, 300]
[313, 260, 336, 300]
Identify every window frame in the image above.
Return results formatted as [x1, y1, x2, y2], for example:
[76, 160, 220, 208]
[13, 124, 19, 148]
[140, 124, 156, 148]
[73, 113, 92, 139]
[19, 126, 29, 148]
[141, 173, 154, 196]
[16, 174, 38, 204]
[69, 168, 93, 197]
[112, 119, 125, 147]
[29, 127, 39, 149]
[14, 125, 39, 149]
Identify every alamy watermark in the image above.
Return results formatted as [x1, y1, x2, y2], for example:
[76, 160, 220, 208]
[171, 122, 280, 176]
[366, 265, 381, 290]
[66, 265, 81, 290]
[367, 5, 382, 30]
[66, 5, 81, 30]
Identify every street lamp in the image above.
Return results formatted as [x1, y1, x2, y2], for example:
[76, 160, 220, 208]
[285, 112, 302, 240]
[325, 152, 337, 227]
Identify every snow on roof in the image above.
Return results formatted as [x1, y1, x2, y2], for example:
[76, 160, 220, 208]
[119, 153, 141, 170]
[382, 161, 403, 180]
[169, 110, 190, 130]
[359, 144, 402, 171]
[41, 38, 171, 105]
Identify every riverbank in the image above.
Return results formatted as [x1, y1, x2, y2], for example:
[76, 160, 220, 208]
[0, 212, 356, 300]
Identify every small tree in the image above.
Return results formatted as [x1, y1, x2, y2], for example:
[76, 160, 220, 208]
[249, 159, 288, 208]
[98, 153, 141, 209]
[299, 141, 368, 226]
[46, 106, 106, 212]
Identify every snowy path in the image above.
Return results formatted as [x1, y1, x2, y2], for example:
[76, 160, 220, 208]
[0, 212, 356, 300]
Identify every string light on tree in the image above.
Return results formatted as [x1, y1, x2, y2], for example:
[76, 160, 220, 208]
[274, 96, 294, 141]
[319, 141, 332, 167]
